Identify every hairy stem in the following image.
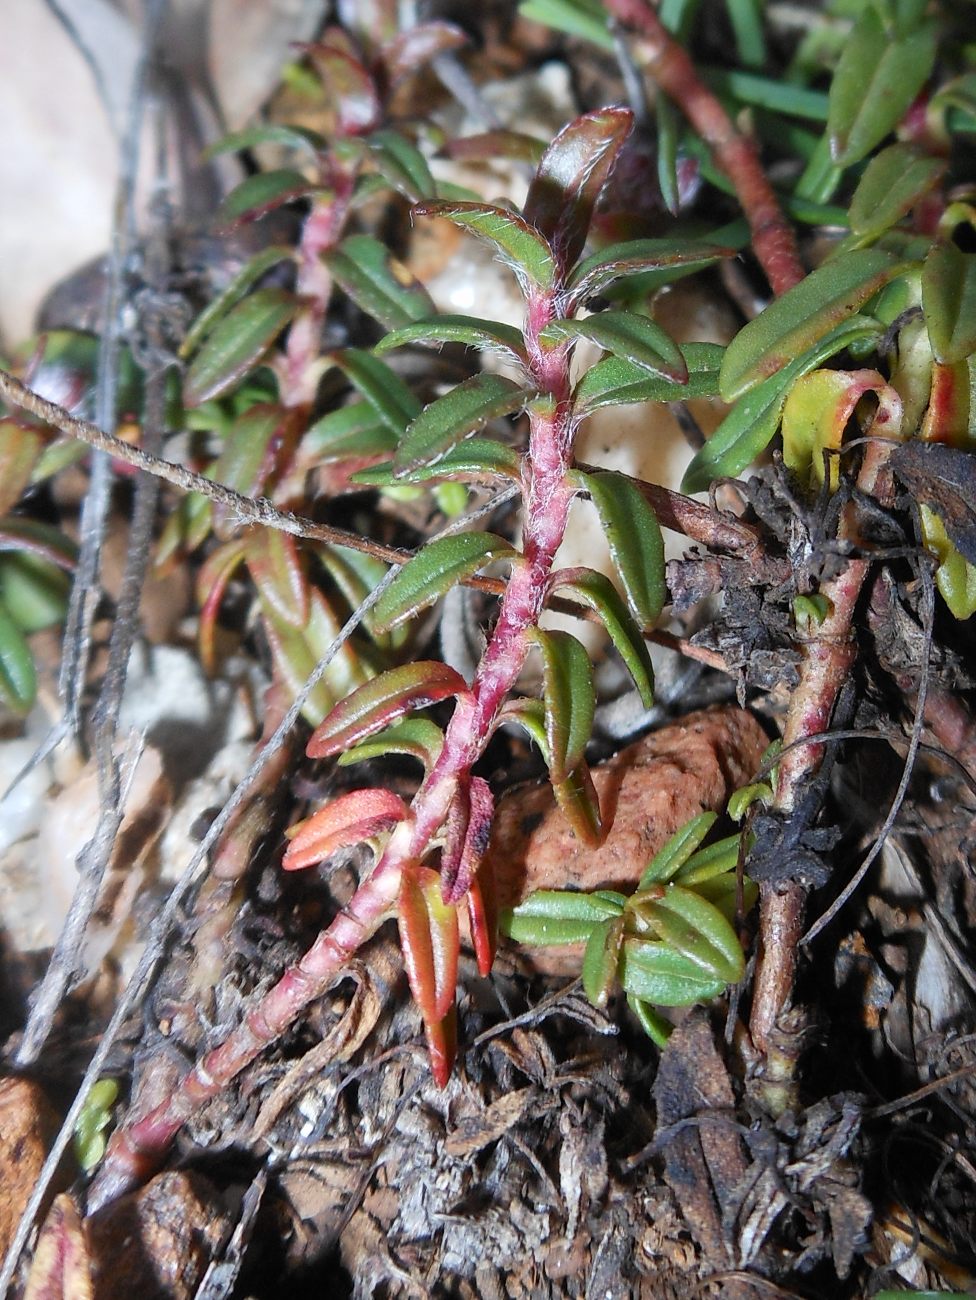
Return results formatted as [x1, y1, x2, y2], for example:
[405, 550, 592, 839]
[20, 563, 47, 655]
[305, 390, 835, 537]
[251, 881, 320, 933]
[88, 296, 579, 1208]
[604, 0, 804, 296]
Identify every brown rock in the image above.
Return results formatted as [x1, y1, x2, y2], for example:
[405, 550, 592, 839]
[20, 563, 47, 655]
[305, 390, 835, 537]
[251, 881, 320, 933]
[0, 1077, 59, 1263]
[86, 1171, 230, 1299]
[487, 707, 768, 973]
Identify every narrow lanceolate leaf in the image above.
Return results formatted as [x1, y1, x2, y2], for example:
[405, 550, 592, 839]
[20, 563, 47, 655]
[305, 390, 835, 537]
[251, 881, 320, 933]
[368, 128, 436, 201]
[0, 600, 36, 713]
[718, 250, 904, 401]
[352, 437, 520, 487]
[828, 9, 937, 167]
[441, 776, 494, 903]
[682, 314, 886, 490]
[329, 348, 422, 434]
[467, 862, 498, 978]
[673, 833, 742, 886]
[213, 403, 291, 497]
[204, 123, 327, 159]
[307, 661, 471, 758]
[282, 788, 408, 871]
[184, 289, 300, 406]
[638, 812, 717, 890]
[311, 39, 380, 135]
[530, 628, 594, 783]
[550, 568, 654, 708]
[215, 170, 315, 231]
[637, 886, 745, 984]
[180, 247, 294, 359]
[582, 916, 625, 1008]
[540, 311, 687, 383]
[0, 422, 41, 516]
[922, 244, 976, 366]
[552, 760, 604, 847]
[567, 238, 730, 303]
[523, 107, 633, 272]
[500, 889, 624, 947]
[338, 718, 445, 770]
[380, 20, 468, 88]
[848, 144, 947, 241]
[325, 234, 434, 330]
[412, 200, 557, 291]
[375, 314, 527, 363]
[573, 343, 722, 414]
[394, 373, 531, 473]
[620, 938, 728, 1006]
[399, 866, 460, 1025]
[580, 471, 666, 628]
[304, 401, 398, 461]
[247, 528, 308, 628]
[373, 532, 518, 632]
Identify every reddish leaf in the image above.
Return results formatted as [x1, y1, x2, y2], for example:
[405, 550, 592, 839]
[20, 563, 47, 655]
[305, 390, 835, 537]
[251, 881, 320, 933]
[398, 865, 460, 1023]
[0, 422, 42, 516]
[424, 1003, 458, 1089]
[523, 107, 634, 273]
[196, 538, 247, 674]
[283, 788, 408, 871]
[307, 661, 471, 758]
[308, 33, 381, 136]
[379, 21, 467, 89]
[440, 775, 494, 903]
[466, 861, 499, 978]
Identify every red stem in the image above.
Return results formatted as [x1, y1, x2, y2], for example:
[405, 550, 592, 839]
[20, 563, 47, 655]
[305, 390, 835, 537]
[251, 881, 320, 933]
[89, 291, 578, 1210]
[604, 0, 804, 297]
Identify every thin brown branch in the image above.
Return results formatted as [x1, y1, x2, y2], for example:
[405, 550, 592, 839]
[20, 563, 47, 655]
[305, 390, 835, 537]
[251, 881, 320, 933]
[604, 0, 805, 296]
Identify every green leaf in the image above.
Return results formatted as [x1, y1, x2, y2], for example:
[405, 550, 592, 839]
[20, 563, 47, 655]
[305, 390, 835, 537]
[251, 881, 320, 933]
[626, 994, 673, 1046]
[500, 888, 624, 947]
[213, 403, 289, 495]
[582, 916, 625, 1008]
[395, 372, 532, 473]
[184, 289, 300, 406]
[517, 0, 613, 49]
[304, 401, 399, 461]
[550, 567, 654, 707]
[215, 170, 315, 230]
[922, 243, 976, 366]
[719, 250, 904, 401]
[375, 314, 527, 362]
[204, 123, 327, 159]
[656, 97, 682, 216]
[638, 812, 717, 889]
[568, 238, 730, 302]
[352, 437, 520, 486]
[683, 315, 886, 489]
[530, 628, 595, 782]
[848, 144, 948, 241]
[573, 342, 722, 414]
[637, 885, 745, 983]
[704, 67, 828, 121]
[413, 200, 557, 291]
[368, 128, 436, 200]
[541, 310, 687, 382]
[828, 10, 938, 167]
[0, 553, 69, 634]
[329, 348, 422, 434]
[0, 599, 36, 713]
[247, 528, 308, 628]
[307, 661, 471, 758]
[579, 471, 666, 628]
[180, 245, 295, 360]
[524, 107, 634, 272]
[673, 833, 742, 885]
[552, 760, 604, 847]
[325, 234, 434, 330]
[339, 718, 445, 769]
[373, 532, 518, 632]
[620, 938, 728, 1005]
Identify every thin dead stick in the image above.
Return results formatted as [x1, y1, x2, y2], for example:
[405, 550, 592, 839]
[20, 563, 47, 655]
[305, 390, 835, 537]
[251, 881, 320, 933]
[604, 0, 805, 296]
